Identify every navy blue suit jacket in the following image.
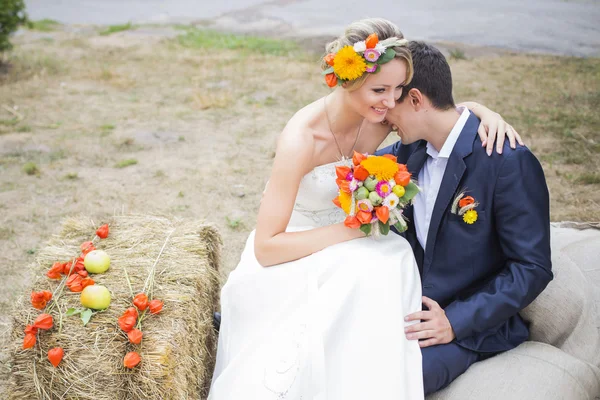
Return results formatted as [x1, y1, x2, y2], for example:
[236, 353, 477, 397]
[378, 112, 553, 353]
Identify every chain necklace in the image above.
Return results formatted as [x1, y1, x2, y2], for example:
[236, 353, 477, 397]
[323, 96, 363, 161]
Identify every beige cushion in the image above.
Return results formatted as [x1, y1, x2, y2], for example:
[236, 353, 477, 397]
[427, 342, 600, 400]
[520, 226, 600, 368]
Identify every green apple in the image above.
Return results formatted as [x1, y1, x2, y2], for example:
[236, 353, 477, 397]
[80, 285, 111, 310]
[84, 250, 110, 274]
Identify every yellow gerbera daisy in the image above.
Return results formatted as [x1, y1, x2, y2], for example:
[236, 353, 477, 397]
[333, 46, 367, 81]
[339, 190, 353, 214]
[360, 156, 399, 181]
[463, 210, 478, 224]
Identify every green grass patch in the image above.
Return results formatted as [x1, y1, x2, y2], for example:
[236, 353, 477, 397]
[100, 22, 134, 36]
[22, 162, 39, 176]
[577, 173, 600, 185]
[449, 48, 467, 60]
[64, 172, 79, 180]
[114, 159, 138, 168]
[177, 28, 299, 56]
[28, 19, 61, 32]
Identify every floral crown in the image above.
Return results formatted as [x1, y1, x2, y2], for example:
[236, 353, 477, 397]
[323, 33, 408, 88]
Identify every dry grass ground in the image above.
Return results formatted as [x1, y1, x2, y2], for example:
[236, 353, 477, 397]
[0, 22, 599, 394]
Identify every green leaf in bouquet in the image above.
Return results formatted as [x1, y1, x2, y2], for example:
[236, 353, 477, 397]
[81, 308, 93, 326]
[322, 66, 334, 75]
[378, 49, 396, 64]
[66, 308, 81, 316]
[399, 181, 419, 203]
[379, 220, 390, 235]
[360, 223, 372, 236]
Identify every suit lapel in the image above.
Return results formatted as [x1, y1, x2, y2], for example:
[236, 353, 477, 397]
[422, 113, 479, 277]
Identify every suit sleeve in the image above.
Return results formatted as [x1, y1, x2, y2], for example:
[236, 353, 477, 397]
[444, 147, 553, 340]
[375, 140, 402, 157]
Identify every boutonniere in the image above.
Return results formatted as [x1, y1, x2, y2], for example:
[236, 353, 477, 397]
[450, 190, 479, 224]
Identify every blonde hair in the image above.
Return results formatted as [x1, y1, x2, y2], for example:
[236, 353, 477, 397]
[321, 18, 414, 91]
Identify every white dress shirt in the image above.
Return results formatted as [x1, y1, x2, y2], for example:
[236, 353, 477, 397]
[414, 107, 471, 250]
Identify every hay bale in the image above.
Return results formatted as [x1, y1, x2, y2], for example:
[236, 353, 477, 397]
[8, 215, 221, 399]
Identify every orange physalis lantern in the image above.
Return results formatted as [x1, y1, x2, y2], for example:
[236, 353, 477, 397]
[127, 329, 143, 344]
[124, 351, 141, 369]
[22, 333, 36, 349]
[96, 224, 109, 239]
[324, 53, 335, 67]
[352, 151, 367, 166]
[459, 196, 475, 208]
[344, 215, 362, 229]
[47, 347, 64, 367]
[394, 171, 411, 187]
[376, 206, 390, 224]
[133, 293, 148, 311]
[353, 165, 370, 181]
[33, 313, 53, 330]
[325, 73, 337, 88]
[148, 300, 164, 315]
[365, 33, 379, 49]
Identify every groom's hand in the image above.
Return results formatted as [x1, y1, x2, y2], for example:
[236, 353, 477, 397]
[404, 296, 456, 348]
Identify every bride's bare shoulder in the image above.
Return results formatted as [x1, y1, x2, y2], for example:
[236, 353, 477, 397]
[278, 99, 324, 147]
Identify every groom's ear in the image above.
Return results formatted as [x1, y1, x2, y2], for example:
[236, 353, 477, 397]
[408, 88, 424, 110]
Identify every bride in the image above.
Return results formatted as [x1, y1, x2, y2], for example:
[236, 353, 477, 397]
[209, 18, 519, 400]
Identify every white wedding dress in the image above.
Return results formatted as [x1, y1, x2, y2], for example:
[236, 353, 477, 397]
[209, 160, 424, 400]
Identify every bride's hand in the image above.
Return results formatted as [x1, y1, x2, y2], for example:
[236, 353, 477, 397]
[478, 110, 523, 156]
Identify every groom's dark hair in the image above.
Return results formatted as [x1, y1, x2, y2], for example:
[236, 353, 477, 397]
[398, 41, 455, 110]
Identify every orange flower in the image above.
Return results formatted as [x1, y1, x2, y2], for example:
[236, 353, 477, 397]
[332, 196, 342, 208]
[47, 262, 63, 279]
[33, 313, 53, 330]
[148, 300, 164, 315]
[365, 33, 379, 49]
[397, 163, 408, 173]
[344, 215, 362, 229]
[375, 206, 390, 224]
[382, 154, 397, 162]
[31, 290, 53, 310]
[80, 241, 96, 256]
[459, 196, 475, 209]
[335, 165, 351, 180]
[96, 224, 109, 239]
[133, 293, 149, 311]
[124, 351, 141, 369]
[394, 171, 411, 187]
[47, 347, 64, 367]
[77, 270, 88, 278]
[324, 53, 335, 67]
[23, 333, 36, 349]
[325, 73, 337, 88]
[352, 151, 367, 166]
[127, 329, 143, 344]
[356, 210, 373, 225]
[353, 165, 369, 181]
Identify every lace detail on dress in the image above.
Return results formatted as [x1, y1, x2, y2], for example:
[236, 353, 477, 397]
[289, 160, 351, 228]
[263, 323, 307, 398]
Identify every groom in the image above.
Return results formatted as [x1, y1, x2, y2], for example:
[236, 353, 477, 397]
[377, 41, 553, 394]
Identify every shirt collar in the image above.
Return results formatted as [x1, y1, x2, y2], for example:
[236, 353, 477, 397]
[426, 106, 471, 159]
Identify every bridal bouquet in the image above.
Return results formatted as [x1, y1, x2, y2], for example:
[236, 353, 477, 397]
[333, 152, 420, 236]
